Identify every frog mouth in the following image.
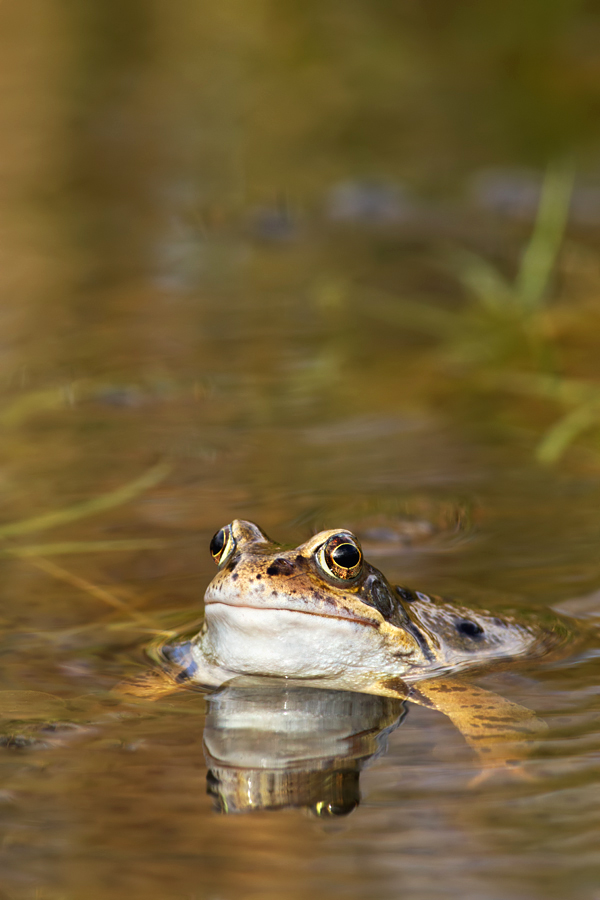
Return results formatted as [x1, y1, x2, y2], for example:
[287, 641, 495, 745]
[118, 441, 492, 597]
[204, 599, 378, 628]
[200, 599, 388, 681]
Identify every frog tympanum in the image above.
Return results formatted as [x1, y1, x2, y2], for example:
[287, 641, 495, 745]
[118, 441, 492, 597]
[155, 519, 567, 783]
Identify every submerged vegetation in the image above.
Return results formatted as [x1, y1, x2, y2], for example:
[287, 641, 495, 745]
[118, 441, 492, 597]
[0, 456, 178, 643]
[365, 161, 600, 465]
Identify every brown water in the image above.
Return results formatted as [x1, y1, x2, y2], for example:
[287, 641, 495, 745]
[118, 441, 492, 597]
[1, 2, 600, 898]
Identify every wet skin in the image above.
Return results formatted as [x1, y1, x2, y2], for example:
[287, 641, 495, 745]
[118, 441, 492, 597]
[157, 519, 570, 770]
[188, 520, 555, 690]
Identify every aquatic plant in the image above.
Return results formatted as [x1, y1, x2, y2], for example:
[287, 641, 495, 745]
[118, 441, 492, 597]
[364, 161, 600, 464]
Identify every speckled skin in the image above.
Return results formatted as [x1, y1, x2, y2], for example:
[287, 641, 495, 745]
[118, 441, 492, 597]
[164, 519, 565, 769]
[187, 519, 546, 694]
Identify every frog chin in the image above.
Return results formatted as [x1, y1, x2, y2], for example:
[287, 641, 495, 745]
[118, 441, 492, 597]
[200, 601, 393, 680]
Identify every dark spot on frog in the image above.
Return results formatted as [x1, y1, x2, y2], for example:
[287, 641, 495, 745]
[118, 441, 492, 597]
[227, 560, 238, 572]
[362, 577, 434, 655]
[255, 574, 262, 580]
[231, 573, 239, 581]
[362, 576, 395, 620]
[314, 592, 338, 612]
[266, 558, 295, 576]
[456, 620, 484, 638]
[405, 622, 434, 660]
[395, 586, 417, 603]
[313, 591, 337, 608]
[293, 554, 310, 573]
[474, 724, 534, 736]
[382, 676, 409, 696]
[428, 683, 468, 693]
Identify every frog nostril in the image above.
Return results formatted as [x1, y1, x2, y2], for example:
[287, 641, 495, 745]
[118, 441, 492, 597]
[266, 558, 295, 576]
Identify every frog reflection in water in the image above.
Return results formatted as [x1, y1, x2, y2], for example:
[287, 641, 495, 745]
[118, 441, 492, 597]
[202, 682, 406, 815]
[161, 519, 564, 781]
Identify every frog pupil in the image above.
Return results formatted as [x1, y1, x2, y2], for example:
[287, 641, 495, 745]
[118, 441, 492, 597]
[210, 528, 226, 558]
[331, 542, 361, 569]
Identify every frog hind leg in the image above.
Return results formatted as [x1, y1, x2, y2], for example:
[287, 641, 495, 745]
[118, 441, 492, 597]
[410, 677, 548, 776]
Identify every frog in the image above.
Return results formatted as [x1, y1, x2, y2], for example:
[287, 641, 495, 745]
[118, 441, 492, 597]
[143, 518, 571, 774]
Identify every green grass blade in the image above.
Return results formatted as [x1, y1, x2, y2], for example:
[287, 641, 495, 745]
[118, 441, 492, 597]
[516, 160, 575, 313]
[0, 461, 171, 539]
[447, 248, 513, 311]
[0, 385, 80, 428]
[536, 404, 598, 464]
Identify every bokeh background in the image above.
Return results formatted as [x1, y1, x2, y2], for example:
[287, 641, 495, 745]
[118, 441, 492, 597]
[1, 2, 600, 899]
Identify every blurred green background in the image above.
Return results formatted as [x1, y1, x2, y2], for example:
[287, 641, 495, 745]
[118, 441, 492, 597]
[5, 0, 600, 453]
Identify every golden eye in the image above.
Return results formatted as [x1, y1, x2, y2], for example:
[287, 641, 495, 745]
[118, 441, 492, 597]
[209, 525, 235, 566]
[318, 534, 363, 581]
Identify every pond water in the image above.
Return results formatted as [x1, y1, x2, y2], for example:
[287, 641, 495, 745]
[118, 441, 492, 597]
[1, 2, 600, 899]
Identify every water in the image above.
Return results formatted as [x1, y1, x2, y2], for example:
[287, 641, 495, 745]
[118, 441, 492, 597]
[1, 2, 600, 898]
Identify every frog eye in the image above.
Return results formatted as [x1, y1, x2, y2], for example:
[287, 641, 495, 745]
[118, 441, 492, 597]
[318, 534, 363, 581]
[210, 525, 235, 566]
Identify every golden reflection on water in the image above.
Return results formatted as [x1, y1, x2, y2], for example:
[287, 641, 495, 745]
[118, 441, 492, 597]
[0, 1, 600, 898]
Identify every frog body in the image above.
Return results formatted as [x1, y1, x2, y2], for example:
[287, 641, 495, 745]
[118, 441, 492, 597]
[158, 519, 569, 770]
[182, 520, 557, 694]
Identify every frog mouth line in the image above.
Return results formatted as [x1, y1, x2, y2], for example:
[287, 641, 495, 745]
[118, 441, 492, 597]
[204, 600, 379, 628]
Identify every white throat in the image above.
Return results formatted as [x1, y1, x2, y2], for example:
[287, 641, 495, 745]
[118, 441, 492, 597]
[199, 602, 395, 680]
